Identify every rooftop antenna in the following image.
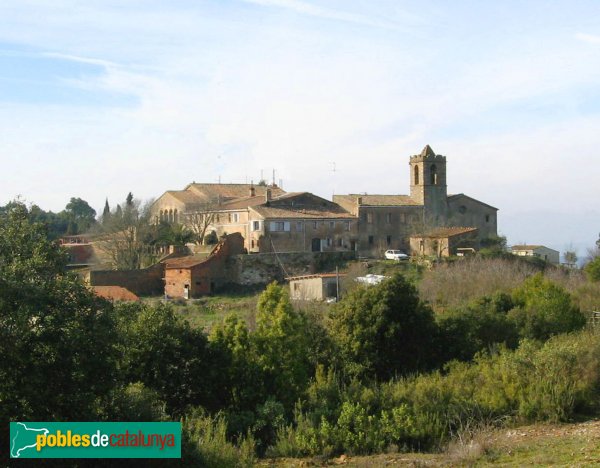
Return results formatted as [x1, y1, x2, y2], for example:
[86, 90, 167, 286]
[331, 161, 337, 197]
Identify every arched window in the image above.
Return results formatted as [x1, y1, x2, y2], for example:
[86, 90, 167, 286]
[159, 210, 163, 221]
[414, 165, 420, 185]
[169, 209, 174, 223]
[430, 164, 438, 185]
[174, 209, 178, 224]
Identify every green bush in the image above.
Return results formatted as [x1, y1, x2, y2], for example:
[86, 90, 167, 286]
[330, 273, 437, 380]
[584, 257, 600, 282]
[509, 274, 586, 341]
[181, 408, 255, 467]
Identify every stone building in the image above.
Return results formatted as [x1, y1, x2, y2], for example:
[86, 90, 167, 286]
[511, 245, 560, 265]
[334, 145, 498, 257]
[288, 273, 346, 302]
[152, 145, 497, 258]
[151, 185, 358, 254]
[409, 227, 479, 257]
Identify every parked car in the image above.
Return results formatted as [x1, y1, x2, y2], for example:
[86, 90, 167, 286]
[384, 250, 409, 261]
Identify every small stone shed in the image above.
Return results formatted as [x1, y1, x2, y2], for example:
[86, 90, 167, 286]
[288, 273, 346, 301]
[410, 227, 479, 257]
[511, 244, 560, 265]
[163, 233, 245, 299]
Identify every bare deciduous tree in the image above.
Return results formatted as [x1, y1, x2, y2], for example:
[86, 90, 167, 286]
[185, 201, 219, 245]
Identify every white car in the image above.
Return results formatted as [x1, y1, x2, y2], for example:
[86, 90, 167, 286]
[384, 250, 409, 261]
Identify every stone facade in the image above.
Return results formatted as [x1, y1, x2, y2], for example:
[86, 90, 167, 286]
[511, 245, 560, 265]
[409, 227, 479, 257]
[288, 274, 345, 301]
[334, 145, 498, 257]
[152, 145, 498, 259]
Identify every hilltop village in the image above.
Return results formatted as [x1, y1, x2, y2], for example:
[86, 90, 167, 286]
[151, 145, 498, 258]
[56, 145, 537, 300]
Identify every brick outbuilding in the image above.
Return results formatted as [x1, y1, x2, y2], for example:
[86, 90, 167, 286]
[163, 232, 244, 298]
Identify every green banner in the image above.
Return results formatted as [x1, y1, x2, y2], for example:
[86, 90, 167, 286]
[10, 422, 181, 458]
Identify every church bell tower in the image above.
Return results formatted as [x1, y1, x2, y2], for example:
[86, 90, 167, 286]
[409, 145, 448, 225]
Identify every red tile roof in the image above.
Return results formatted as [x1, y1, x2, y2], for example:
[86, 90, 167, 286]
[93, 286, 139, 301]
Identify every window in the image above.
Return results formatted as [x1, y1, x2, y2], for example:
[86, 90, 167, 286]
[414, 165, 420, 185]
[344, 221, 350, 231]
[251, 239, 255, 248]
[252, 220, 260, 231]
[367, 212, 373, 224]
[337, 238, 342, 247]
[330, 221, 335, 229]
[296, 221, 303, 231]
[269, 221, 290, 232]
[459, 205, 467, 214]
[430, 164, 438, 185]
[387, 235, 392, 246]
[229, 213, 239, 223]
[485, 214, 490, 223]
[368, 235, 374, 245]
[386, 213, 392, 224]
[313, 221, 318, 229]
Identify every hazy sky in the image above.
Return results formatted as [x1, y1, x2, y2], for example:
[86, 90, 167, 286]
[1, 1, 599, 257]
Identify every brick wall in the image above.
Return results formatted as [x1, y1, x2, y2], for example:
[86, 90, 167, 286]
[88, 263, 164, 296]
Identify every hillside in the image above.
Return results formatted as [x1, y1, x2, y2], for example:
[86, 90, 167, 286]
[261, 419, 600, 466]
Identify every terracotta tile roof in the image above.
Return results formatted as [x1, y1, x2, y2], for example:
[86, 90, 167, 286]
[447, 193, 498, 211]
[287, 273, 347, 280]
[93, 286, 139, 301]
[65, 244, 96, 266]
[411, 227, 478, 238]
[163, 254, 210, 269]
[186, 183, 285, 200]
[165, 190, 206, 204]
[251, 205, 355, 220]
[221, 196, 269, 210]
[334, 194, 421, 206]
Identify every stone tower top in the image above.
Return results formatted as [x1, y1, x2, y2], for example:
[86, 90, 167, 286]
[409, 145, 447, 163]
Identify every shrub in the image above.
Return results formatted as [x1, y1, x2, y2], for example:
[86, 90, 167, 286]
[181, 408, 255, 467]
[509, 274, 586, 341]
[330, 273, 437, 380]
[584, 257, 600, 282]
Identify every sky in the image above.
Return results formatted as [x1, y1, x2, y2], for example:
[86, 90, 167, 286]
[0, 0, 599, 259]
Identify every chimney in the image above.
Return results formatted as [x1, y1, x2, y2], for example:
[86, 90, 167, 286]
[249, 185, 256, 197]
[357, 196, 363, 205]
[265, 189, 272, 202]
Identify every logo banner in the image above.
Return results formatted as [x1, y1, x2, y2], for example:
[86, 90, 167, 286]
[10, 422, 181, 458]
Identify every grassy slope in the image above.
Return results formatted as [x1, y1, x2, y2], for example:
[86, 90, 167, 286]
[259, 420, 600, 466]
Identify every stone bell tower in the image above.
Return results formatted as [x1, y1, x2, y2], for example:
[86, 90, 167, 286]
[409, 145, 448, 226]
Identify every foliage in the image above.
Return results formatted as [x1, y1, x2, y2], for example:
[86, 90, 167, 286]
[115, 301, 222, 415]
[64, 197, 97, 233]
[94, 194, 157, 269]
[564, 250, 578, 267]
[508, 274, 586, 341]
[437, 293, 519, 362]
[181, 408, 255, 467]
[271, 331, 600, 458]
[330, 273, 437, 380]
[478, 235, 509, 258]
[419, 257, 540, 311]
[584, 256, 600, 282]
[0, 203, 117, 422]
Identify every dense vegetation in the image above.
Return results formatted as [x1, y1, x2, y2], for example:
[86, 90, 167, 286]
[1, 202, 600, 466]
